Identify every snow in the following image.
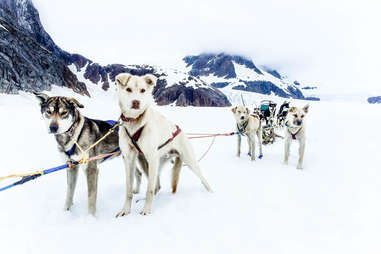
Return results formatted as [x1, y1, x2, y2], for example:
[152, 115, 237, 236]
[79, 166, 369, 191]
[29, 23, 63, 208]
[0, 24, 8, 32]
[0, 92, 380, 254]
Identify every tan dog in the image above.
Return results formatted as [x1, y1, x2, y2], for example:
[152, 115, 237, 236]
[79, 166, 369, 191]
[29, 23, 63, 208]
[115, 73, 212, 216]
[232, 106, 263, 161]
[284, 105, 309, 169]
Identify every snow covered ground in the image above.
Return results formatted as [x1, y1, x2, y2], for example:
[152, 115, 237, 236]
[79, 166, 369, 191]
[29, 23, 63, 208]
[0, 89, 381, 254]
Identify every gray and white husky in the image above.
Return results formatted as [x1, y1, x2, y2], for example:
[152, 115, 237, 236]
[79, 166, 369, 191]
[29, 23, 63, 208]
[34, 93, 122, 216]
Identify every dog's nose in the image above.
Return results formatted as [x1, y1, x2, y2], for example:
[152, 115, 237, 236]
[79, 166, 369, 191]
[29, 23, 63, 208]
[296, 120, 302, 126]
[49, 124, 59, 133]
[131, 100, 140, 109]
[240, 116, 245, 120]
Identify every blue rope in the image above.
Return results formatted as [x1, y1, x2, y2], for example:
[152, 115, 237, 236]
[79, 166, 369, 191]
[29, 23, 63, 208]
[0, 163, 71, 192]
[0, 120, 120, 192]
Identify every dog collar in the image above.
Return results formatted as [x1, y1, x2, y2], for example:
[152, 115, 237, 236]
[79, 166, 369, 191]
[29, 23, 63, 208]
[121, 112, 145, 123]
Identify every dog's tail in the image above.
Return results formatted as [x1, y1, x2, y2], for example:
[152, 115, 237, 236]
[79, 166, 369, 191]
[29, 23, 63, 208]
[171, 157, 182, 194]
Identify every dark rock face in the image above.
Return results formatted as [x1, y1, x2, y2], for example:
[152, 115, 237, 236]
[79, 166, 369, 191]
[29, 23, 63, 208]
[0, 0, 88, 95]
[368, 96, 381, 104]
[262, 67, 282, 79]
[211, 82, 230, 88]
[233, 81, 290, 97]
[184, 53, 262, 79]
[184, 53, 233, 78]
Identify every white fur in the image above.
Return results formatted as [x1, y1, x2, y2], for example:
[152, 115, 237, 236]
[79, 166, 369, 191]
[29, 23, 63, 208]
[232, 106, 263, 161]
[42, 112, 74, 134]
[284, 105, 309, 169]
[115, 73, 212, 216]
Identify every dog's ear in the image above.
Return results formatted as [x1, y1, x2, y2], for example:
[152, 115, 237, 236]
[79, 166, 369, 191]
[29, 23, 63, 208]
[303, 104, 309, 114]
[34, 92, 49, 104]
[116, 73, 131, 86]
[231, 106, 237, 113]
[143, 74, 157, 86]
[289, 106, 297, 113]
[67, 98, 84, 109]
[245, 107, 250, 114]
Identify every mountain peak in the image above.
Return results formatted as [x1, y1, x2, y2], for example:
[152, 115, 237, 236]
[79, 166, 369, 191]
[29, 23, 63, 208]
[183, 52, 262, 79]
[183, 52, 319, 101]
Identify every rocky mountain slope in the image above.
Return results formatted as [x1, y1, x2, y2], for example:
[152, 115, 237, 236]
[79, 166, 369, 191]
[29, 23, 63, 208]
[183, 53, 319, 101]
[0, 0, 88, 95]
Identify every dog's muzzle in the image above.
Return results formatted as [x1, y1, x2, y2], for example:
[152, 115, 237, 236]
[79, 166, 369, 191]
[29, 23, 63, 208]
[131, 100, 140, 109]
[49, 124, 59, 134]
[240, 116, 245, 120]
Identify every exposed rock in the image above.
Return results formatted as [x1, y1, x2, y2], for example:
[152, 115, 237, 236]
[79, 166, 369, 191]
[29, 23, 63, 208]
[0, 0, 88, 95]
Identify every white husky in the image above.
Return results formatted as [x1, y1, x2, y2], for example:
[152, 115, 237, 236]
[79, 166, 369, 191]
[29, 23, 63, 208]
[232, 106, 263, 160]
[284, 105, 309, 169]
[115, 73, 213, 216]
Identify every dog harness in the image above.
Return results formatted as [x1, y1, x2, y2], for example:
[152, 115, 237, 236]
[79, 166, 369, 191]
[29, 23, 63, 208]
[237, 120, 249, 136]
[121, 117, 182, 155]
[65, 120, 119, 157]
[285, 122, 302, 140]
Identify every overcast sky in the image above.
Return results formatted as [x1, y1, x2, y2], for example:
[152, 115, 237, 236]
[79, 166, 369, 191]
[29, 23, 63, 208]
[34, 0, 381, 97]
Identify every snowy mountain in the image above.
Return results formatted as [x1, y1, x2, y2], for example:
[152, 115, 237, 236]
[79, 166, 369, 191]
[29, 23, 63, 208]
[0, 0, 318, 106]
[0, 0, 230, 106]
[69, 58, 230, 106]
[183, 53, 319, 101]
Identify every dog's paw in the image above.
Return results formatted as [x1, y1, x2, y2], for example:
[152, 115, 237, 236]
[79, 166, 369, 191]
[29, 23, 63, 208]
[154, 185, 161, 195]
[63, 202, 72, 211]
[133, 189, 139, 194]
[116, 210, 130, 218]
[236, 153, 240, 157]
[283, 160, 288, 165]
[297, 165, 303, 170]
[140, 208, 152, 216]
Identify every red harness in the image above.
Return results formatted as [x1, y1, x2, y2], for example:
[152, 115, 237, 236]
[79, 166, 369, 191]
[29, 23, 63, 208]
[121, 114, 182, 154]
[289, 128, 302, 140]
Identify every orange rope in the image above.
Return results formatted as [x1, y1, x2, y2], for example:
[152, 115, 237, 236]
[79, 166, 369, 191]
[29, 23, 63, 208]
[197, 136, 216, 162]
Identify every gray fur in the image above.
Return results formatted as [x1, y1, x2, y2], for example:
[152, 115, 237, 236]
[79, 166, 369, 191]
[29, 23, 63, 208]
[35, 93, 123, 216]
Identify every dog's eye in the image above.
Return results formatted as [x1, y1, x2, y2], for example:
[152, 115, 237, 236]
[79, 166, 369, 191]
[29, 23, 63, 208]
[46, 110, 52, 115]
[301, 115, 304, 118]
[140, 89, 146, 93]
[61, 111, 68, 116]
[293, 114, 297, 117]
[126, 88, 132, 92]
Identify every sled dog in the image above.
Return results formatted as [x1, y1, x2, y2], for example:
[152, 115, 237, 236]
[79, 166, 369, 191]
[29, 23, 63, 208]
[34, 93, 124, 216]
[232, 106, 263, 160]
[115, 73, 212, 216]
[283, 104, 309, 169]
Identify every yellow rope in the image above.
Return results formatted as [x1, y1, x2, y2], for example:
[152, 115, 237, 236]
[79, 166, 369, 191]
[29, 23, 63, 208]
[0, 170, 44, 181]
[73, 124, 120, 165]
[0, 123, 121, 181]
